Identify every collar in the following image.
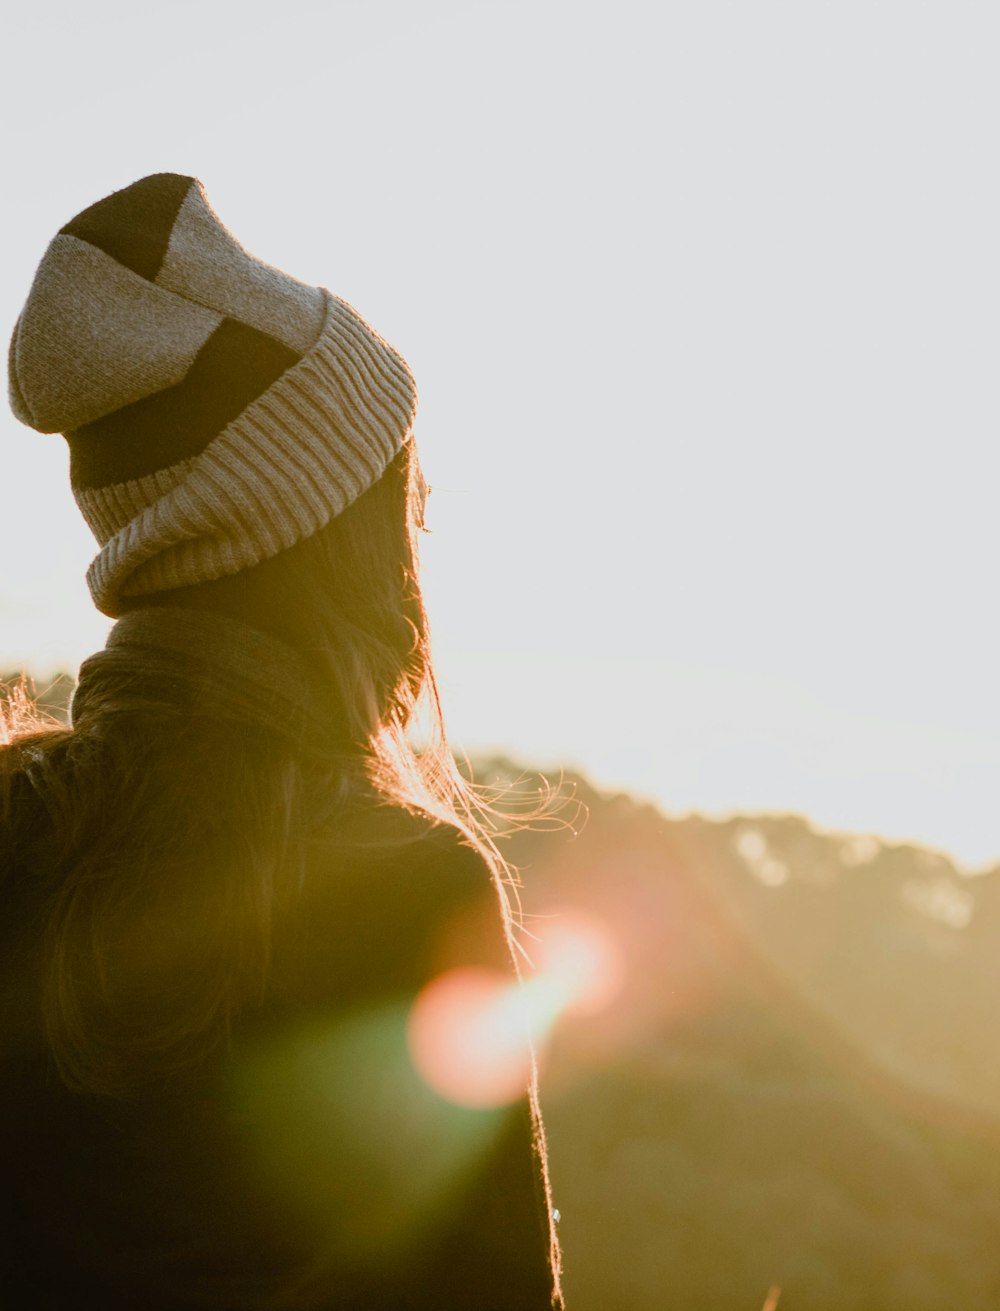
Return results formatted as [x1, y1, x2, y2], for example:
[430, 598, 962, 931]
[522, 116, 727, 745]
[71, 607, 341, 754]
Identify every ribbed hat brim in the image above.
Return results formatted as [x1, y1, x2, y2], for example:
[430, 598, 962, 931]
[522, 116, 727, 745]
[84, 290, 417, 615]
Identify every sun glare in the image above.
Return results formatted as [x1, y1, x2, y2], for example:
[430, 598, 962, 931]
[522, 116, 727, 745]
[408, 967, 533, 1108]
[526, 909, 625, 1019]
[408, 910, 625, 1108]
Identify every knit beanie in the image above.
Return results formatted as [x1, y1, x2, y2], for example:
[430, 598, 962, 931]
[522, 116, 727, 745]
[7, 173, 418, 618]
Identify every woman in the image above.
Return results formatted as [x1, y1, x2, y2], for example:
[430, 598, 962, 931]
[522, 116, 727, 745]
[2, 173, 564, 1309]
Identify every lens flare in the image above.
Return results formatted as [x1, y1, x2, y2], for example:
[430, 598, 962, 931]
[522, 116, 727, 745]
[409, 910, 625, 1107]
[526, 910, 625, 1018]
[407, 967, 534, 1109]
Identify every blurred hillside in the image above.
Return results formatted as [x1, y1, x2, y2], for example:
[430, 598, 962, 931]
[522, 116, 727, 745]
[484, 762, 1000, 1311]
[7, 674, 1000, 1307]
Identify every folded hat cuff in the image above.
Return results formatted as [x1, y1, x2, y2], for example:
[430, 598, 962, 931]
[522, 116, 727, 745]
[82, 290, 418, 617]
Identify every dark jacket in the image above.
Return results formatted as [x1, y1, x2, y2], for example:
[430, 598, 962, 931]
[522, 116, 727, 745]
[0, 630, 564, 1309]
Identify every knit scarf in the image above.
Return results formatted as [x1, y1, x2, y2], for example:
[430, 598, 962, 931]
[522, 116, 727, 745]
[71, 607, 340, 755]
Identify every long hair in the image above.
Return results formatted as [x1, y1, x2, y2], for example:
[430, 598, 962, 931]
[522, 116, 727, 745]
[0, 442, 515, 1096]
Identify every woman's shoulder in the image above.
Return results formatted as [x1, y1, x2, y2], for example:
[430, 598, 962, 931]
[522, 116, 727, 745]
[319, 799, 497, 895]
[279, 804, 513, 1003]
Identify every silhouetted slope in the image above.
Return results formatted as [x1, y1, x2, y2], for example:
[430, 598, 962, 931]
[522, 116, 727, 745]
[485, 763, 1000, 1310]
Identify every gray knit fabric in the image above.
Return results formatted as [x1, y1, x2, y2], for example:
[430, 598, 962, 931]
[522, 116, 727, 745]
[10, 236, 223, 433]
[8, 175, 418, 617]
[157, 184, 326, 355]
[85, 290, 416, 608]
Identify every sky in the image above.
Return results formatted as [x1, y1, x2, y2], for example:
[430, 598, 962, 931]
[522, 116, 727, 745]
[3, 1, 1000, 867]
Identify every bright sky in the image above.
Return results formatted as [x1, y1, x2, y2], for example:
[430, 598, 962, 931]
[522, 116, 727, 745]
[4, 1, 1000, 867]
